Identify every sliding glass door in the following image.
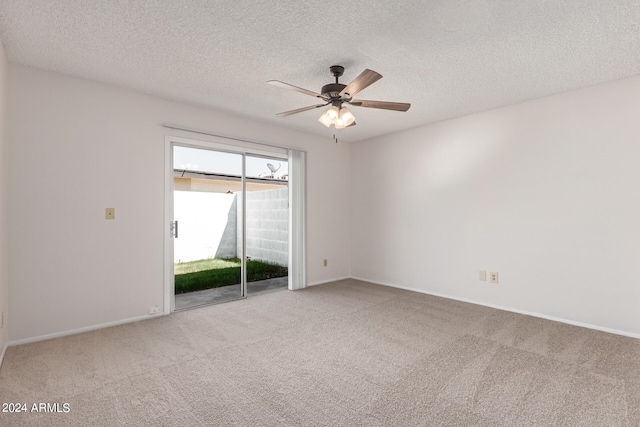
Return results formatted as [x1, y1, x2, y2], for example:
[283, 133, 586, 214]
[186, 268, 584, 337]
[167, 140, 291, 310]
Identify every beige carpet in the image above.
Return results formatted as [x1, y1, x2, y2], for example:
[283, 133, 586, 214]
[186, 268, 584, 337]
[1, 279, 639, 426]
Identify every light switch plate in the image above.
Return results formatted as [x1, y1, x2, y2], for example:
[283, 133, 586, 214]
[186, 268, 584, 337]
[105, 208, 115, 220]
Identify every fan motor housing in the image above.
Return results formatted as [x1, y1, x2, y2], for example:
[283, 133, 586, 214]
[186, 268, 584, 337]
[321, 83, 347, 99]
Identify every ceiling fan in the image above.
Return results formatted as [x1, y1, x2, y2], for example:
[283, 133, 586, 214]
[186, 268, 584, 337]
[267, 65, 411, 129]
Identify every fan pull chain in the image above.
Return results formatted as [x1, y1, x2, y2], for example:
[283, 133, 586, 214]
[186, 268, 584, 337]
[333, 134, 338, 144]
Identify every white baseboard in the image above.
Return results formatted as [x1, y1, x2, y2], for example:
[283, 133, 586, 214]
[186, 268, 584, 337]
[351, 276, 640, 340]
[9, 313, 167, 346]
[307, 276, 351, 287]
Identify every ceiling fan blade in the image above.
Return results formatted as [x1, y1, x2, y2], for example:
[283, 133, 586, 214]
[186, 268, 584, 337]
[349, 99, 411, 112]
[276, 103, 328, 117]
[267, 80, 327, 99]
[339, 69, 383, 98]
[348, 121, 357, 127]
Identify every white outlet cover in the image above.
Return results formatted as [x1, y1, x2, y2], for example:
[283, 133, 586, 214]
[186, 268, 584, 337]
[490, 272, 499, 283]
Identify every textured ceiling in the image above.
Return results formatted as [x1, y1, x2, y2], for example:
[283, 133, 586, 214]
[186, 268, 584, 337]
[1, 1, 639, 142]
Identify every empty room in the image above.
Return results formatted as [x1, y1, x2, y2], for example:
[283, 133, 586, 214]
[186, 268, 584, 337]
[0, 1, 639, 426]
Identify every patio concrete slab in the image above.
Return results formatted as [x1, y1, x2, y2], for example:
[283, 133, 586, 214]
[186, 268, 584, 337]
[175, 276, 288, 310]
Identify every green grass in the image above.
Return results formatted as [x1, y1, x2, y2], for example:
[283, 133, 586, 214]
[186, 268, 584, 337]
[175, 258, 241, 274]
[174, 258, 288, 294]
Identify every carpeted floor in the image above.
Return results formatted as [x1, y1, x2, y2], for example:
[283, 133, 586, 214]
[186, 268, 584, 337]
[1, 279, 639, 426]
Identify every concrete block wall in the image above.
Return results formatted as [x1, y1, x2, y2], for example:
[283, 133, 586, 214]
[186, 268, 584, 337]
[174, 187, 288, 265]
[237, 188, 289, 266]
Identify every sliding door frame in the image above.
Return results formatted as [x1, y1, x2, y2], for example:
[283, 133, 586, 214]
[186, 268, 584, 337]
[163, 135, 291, 314]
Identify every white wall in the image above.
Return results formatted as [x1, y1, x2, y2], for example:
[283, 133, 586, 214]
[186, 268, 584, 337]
[0, 35, 8, 358]
[351, 75, 640, 336]
[8, 64, 351, 343]
[174, 192, 237, 262]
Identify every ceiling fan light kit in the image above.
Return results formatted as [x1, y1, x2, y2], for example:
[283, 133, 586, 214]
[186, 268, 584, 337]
[319, 105, 355, 128]
[268, 65, 410, 130]
[318, 105, 340, 127]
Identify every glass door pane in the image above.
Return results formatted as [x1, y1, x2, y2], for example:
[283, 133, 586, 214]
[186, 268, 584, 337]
[244, 155, 289, 294]
[172, 145, 244, 309]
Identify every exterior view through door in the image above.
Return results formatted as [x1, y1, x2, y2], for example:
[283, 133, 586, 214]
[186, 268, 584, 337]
[172, 145, 289, 310]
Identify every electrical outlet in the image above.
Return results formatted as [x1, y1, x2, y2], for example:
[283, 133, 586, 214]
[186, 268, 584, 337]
[323, 259, 328, 267]
[148, 305, 161, 315]
[490, 272, 499, 283]
[479, 270, 487, 281]
[105, 208, 115, 220]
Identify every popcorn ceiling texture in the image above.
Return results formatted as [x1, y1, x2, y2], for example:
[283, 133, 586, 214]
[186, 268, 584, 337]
[0, 1, 639, 142]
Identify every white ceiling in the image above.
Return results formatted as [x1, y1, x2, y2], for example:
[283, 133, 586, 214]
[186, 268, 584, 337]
[1, 1, 639, 142]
